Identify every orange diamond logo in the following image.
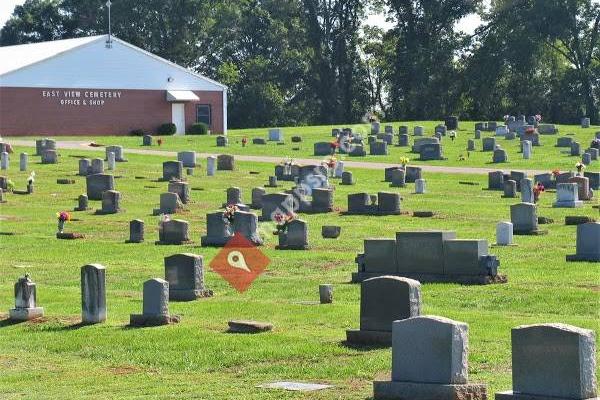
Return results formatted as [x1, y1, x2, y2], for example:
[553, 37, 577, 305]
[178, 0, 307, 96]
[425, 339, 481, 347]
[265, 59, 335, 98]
[210, 232, 270, 292]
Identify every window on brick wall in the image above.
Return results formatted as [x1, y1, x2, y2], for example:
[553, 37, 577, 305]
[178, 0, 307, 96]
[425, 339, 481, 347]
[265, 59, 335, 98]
[196, 104, 211, 125]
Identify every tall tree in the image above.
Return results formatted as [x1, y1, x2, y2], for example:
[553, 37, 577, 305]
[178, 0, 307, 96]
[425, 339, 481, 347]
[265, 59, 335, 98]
[385, 0, 478, 120]
[302, 0, 370, 124]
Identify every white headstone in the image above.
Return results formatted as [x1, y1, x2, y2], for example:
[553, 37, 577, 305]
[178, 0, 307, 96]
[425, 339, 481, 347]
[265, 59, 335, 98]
[496, 221, 513, 246]
[521, 178, 534, 203]
[522, 140, 532, 159]
[0, 152, 8, 170]
[334, 161, 344, 178]
[207, 156, 216, 176]
[107, 151, 116, 171]
[415, 179, 426, 194]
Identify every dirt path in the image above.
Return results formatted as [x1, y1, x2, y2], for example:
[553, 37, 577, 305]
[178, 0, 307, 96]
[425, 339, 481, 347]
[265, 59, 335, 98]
[7, 139, 549, 175]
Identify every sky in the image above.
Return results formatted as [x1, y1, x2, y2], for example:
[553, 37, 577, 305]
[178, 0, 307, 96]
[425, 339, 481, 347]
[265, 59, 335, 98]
[0, 0, 483, 35]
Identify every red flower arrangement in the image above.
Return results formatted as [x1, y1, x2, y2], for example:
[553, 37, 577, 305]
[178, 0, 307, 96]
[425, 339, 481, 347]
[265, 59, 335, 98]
[157, 138, 163, 146]
[533, 183, 545, 203]
[273, 212, 296, 235]
[242, 137, 248, 147]
[223, 204, 239, 224]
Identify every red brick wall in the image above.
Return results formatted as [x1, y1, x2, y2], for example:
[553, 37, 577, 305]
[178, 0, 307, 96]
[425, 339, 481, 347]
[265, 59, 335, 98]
[0, 87, 224, 136]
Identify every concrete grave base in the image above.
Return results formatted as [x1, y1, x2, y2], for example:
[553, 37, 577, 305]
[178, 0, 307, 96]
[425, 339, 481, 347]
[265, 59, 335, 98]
[9, 307, 44, 321]
[343, 210, 406, 216]
[496, 391, 599, 400]
[565, 216, 596, 225]
[56, 232, 85, 240]
[276, 244, 310, 250]
[155, 240, 193, 246]
[169, 289, 214, 301]
[125, 239, 144, 244]
[200, 236, 232, 247]
[374, 381, 487, 400]
[345, 329, 392, 346]
[513, 229, 548, 235]
[129, 314, 180, 327]
[95, 209, 124, 215]
[566, 254, 600, 262]
[74, 206, 90, 211]
[553, 200, 583, 208]
[351, 272, 507, 285]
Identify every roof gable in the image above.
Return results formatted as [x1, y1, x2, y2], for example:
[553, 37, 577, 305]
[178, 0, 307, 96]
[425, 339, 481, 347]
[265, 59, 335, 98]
[0, 35, 226, 91]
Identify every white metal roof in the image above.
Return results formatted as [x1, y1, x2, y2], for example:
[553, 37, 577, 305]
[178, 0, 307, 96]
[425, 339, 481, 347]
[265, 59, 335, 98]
[0, 36, 104, 76]
[0, 35, 226, 90]
[166, 90, 200, 101]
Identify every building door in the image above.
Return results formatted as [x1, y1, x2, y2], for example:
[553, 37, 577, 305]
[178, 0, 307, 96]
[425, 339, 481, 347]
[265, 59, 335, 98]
[171, 103, 186, 135]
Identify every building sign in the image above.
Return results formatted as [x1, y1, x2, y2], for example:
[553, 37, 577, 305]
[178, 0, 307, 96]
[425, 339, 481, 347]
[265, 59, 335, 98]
[41, 90, 122, 107]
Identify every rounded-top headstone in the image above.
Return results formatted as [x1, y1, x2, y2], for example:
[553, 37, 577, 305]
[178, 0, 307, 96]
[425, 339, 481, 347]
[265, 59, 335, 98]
[392, 315, 468, 384]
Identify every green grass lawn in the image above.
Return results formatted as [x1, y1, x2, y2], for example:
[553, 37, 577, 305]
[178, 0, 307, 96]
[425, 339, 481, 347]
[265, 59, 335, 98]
[0, 141, 598, 399]
[18, 120, 600, 172]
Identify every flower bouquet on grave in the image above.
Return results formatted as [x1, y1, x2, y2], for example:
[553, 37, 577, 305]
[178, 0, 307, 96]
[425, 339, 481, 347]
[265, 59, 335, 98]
[551, 169, 561, 178]
[534, 114, 542, 122]
[399, 157, 410, 168]
[157, 138, 163, 147]
[241, 137, 248, 147]
[273, 212, 296, 235]
[27, 171, 35, 193]
[56, 211, 71, 233]
[576, 161, 586, 176]
[329, 140, 339, 155]
[533, 182, 545, 203]
[525, 127, 535, 134]
[591, 138, 600, 150]
[503, 115, 510, 124]
[283, 157, 295, 175]
[157, 214, 171, 239]
[448, 131, 456, 141]
[223, 204, 239, 225]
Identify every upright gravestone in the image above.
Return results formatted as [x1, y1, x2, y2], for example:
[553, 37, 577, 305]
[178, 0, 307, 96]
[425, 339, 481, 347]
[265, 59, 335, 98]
[269, 128, 284, 141]
[445, 116, 459, 130]
[216, 135, 228, 147]
[261, 193, 294, 222]
[398, 134, 409, 147]
[482, 137, 496, 151]
[566, 222, 600, 262]
[582, 152, 592, 166]
[162, 161, 183, 181]
[568, 176, 592, 201]
[232, 211, 263, 245]
[168, 181, 190, 204]
[0, 152, 8, 170]
[571, 142, 581, 156]
[520, 178, 534, 203]
[553, 183, 583, 208]
[100, 190, 121, 214]
[201, 212, 232, 246]
[467, 139, 475, 151]
[217, 154, 235, 171]
[493, 148, 508, 163]
[78, 159, 91, 176]
[86, 174, 114, 200]
[107, 151, 116, 171]
[503, 180, 517, 198]
[81, 264, 107, 324]
[165, 253, 213, 300]
[405, 166, 422, 183]
[105, 145, 126, 162]
[415, 179, 426, 194]
[374, 316, 486, 400]
[130, 278, 178, 326]
[75, 194, 89, 211]
[9, 275, 44, 321]
[581, 117, 591, 128]
[522, 140, 532, 159]
[346, 276, 421, 346]
[496, 221, 514, 245]
[496, 324, 596, 400]
[413, 126, 424, 136]
[19, 153, 27, 172]
[251, 187, 266, 209]
[205, 156, 216, 176]
[390, 169, 405, 188]
[142, 134, 152, 146]
[341, 171, 354, 185]
[277, 219, 309, 250]
[488, 171, 505, 190]
[90, 158, 104, 174]
[158, 219, 190, 245]
[177, 151, 196, 167]
[41, 150, 58, 164]
[334, 161, 344, 178]
[127, 219, 144, 243]
[511, 203, 540, 234]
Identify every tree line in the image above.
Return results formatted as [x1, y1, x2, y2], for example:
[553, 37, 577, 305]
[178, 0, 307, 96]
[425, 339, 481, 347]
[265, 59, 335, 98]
[1, 0, 598, 127]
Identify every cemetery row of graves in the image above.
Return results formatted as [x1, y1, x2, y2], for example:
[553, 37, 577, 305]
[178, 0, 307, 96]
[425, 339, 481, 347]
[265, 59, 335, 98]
[0, 119, 598, 399]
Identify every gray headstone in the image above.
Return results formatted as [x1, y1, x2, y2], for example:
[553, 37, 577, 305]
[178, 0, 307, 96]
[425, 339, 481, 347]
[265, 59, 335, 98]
[159, 219, 190, 244]
[566, 222, 600, 262]
[278, 219, 308, 249]
[128, 219, 144, 243]
[503, 180, 517, 198]
[19, 153, 27, 172]
[553, 183, 583, 208]
[390, 169, 405, 187]
[143, 278, 169, 316]
[41, 150, 58, 164]
[86, 174, 114, 201]
[488, 171, 505, 190]
[101, 190, 121, 214]
[571, 142, 581, 156]
[251, 187, 266, 209]
[81, 264, 107, 324]
[207, 156, 216, 176]
[165, 253, 210, 300]
[163, 161, 183, 181]
[177, 151, 196, 167]
[520, 178, 534, 203]
[217, 154, 235, 171]
[359, 276, 421, 332]
[392, 316, 468, 384]
[261, 193, 294, 221]
[90, 158, 104, 174]
[508, 323, 597, 399]
[396, 231, 456, 274]
[168, 181, 190, 204]
[482, 137, 496, 151]
[142, 134, 153, 146]
[78, 159, 91, 176]
[510, 203, 538, 233]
